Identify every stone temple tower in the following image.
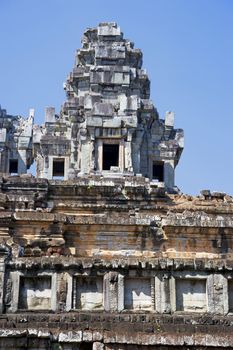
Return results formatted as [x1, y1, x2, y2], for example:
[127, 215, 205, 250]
[0, 23, 233, 350]
[33, 22, 184, 190]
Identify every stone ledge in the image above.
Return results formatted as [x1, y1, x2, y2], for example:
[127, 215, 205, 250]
[7, 257, 233, 271]
[0, 326, 232, 347]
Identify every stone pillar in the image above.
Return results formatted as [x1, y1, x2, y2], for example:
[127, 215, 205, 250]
[1, 149, 8, 173]
[43, 156, 49, 179]
[6, 148, 11, 174]
[0, 250, 10, 313]
[10, 271, 20, 312]
[164, 160, 175, 189]
[66, 273, 73, 311]
[207, 273, 228, 315]
[119, 140, 124, 172]
[104, 272, 124, 312]
[118, 273, 124, 311]
[64, 157, 69, 180]
[17, 149, 27, 174]
[169, 276, 176, 313]
[47, 156, 54, 180]
[124, 141, 132, 171]
[0, 130, 6, 172]
[97, 139, 103, 171]
[93, 342, 104, 350]
[0, 239, 11, 313]
[51, 273, 58, 311]
[81, 141, 91, 174]
[132, 145, 139, 173]
[36, 154, 44, 178]
[0, 259, 5, 314]
[155, 273, 171, 313]
[90, 128, 95, 172]
[57, 272, 68, 312]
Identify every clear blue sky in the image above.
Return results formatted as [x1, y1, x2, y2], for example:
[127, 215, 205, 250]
[0, 0, 232, 195]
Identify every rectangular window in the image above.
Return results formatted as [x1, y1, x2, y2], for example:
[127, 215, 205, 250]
[19, 276, 51, 310]
[9, 159, 18, 174]
[176, 279, 207, 312]
[152, 161, 164, 181]
[52, 158, 64, 178]
[74, 276, 103, 310]
[124, 278, 152, 310]
[102, 144, 119, 170]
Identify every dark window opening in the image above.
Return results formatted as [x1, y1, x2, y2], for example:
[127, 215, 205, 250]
[53, 158, 64, 178]
[228, 280, 233, 312]
[103, 144, 119, 170]
[9, 159, 18, 174]
[80, 343, 93, 350]
[152, 161, 164, 182]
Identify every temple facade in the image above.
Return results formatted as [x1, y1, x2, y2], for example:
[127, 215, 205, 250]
[0, 23, 232, 350]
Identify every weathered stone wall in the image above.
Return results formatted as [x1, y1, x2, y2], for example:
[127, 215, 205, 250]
[3, 255, 233, 315]
[0, 176, 231, 348]
[0, 312, 233, 349]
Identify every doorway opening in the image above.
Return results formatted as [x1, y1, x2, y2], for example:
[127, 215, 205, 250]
[102, 144, 119, 170]
[152, 161, 164, 182]
[52, 158, 65, 179]
[9, 159, 18, 174]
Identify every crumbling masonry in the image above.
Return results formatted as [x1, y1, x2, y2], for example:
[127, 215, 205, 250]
[0, 22, 232, 350]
